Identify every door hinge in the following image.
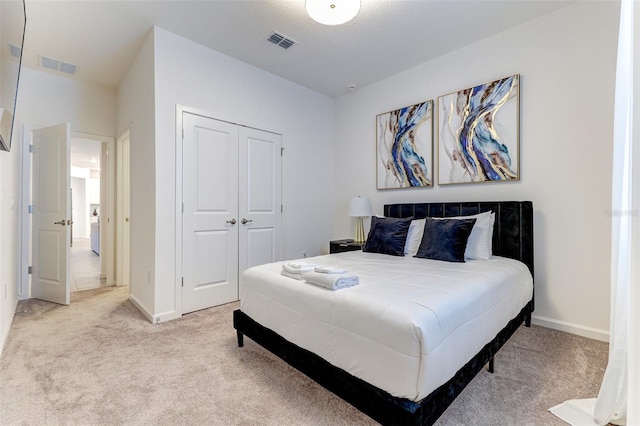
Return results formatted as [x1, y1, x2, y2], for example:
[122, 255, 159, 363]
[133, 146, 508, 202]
[181, 277, 184, 287]
[280, 147, 284, 156]
[281, 204, 283, 213]
[28, 266, 32, 275]
[28, 205, 33, 214]
[28, 144, 33, 153]
[182, 202, 184, 213]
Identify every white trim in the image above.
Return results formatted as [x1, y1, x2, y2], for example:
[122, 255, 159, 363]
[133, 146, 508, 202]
[174, 105, 184, 317]
[0, 299, 17, 356]
[177, 104, 284, 138]
[128, 294, 179, 324]
[116, 130, 130, 287]
[128, 294, 154, 323]
[531, 315, 610, 342]
[18, 124, 33, 300]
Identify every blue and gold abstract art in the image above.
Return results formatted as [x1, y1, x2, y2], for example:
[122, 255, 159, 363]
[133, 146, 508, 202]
[376, 100, 434, 189]
[438, 74, 520, 184]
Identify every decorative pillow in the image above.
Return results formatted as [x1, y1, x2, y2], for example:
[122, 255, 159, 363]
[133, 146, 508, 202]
[404, 219, 426, 256]
[415, 218, 477, 262]
[433, 211, 495, 260]
[363, 216, 413, 256]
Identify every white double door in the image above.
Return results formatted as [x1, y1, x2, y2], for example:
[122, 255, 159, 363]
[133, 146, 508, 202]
[181, 113, 282, 314]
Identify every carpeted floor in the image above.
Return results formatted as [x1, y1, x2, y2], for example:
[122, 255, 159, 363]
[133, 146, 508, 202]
[0, 287, 608, 425]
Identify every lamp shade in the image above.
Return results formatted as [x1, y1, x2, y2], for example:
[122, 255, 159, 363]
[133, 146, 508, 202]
[306, 0, 360, 26]
[348, 196, 372, 217]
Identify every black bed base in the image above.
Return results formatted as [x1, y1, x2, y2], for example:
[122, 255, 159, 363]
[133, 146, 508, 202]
[233, 301, 533, 426]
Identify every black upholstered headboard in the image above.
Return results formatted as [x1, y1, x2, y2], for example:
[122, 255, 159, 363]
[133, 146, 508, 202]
[384, 201, 534, 278]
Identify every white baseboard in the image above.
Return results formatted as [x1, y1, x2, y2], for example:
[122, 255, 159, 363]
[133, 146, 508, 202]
[128, 294, 180, 324]
[0, 299, 18, 358]
[154, 310, 180, 324]
[128, 294, 154, 324]
[531, 315, 610, 342]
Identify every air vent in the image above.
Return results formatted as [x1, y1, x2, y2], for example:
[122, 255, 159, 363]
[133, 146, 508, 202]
[38, 55, 78, 76]
[59, 62, 77, 75]
[9, 43, 21, 58]
[267, 31, 297, 50]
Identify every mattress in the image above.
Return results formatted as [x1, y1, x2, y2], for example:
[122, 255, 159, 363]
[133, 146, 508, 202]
[240, 251, 533, 402]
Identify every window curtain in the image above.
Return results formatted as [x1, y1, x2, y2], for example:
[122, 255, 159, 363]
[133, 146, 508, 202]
[549, 0, 638, 424]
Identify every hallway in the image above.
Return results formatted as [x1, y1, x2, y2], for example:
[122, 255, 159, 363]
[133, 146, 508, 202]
[70, 238, 105, 292]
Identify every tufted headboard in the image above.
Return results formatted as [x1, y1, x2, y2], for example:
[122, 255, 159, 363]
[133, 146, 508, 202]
[383, 201, 534, 279]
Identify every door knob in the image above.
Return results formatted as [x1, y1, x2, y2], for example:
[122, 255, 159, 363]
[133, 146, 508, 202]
[241, 218, 253, 225]
[54, 220, 66, 226]
[226, 219, 237, 225]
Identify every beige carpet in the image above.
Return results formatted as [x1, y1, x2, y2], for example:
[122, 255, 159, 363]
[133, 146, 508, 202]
[0, 287, 608, 425]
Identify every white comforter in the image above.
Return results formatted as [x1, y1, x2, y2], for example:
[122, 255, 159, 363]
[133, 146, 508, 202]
[240, 251, 533, 402]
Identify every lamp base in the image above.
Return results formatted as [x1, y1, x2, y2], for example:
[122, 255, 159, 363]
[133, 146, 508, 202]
[354, 217, 366, 244]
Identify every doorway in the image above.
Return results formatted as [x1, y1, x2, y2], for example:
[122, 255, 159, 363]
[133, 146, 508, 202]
[19, 125, 116, 303]
[70, 137, 105, 292]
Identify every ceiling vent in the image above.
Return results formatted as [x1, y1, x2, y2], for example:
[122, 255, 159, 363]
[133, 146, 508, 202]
[38, 55, 77, 76]
[267, 31, 297, 50]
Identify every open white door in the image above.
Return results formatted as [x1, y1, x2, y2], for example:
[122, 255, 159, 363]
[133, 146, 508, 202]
[31, 123, 71, 305]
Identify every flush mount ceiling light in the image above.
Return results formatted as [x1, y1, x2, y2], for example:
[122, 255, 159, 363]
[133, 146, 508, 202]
[306, 0, 360, 25]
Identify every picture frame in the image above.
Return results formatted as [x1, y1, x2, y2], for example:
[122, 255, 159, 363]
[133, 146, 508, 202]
[437, 74, 520, 185]
[376, 100, 434, 190]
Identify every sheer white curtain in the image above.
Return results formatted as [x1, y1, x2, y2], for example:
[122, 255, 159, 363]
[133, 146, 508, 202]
[550, 0, 638, 424]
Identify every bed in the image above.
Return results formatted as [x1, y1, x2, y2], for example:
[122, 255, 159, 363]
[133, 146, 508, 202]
[233, 201, 534, 425]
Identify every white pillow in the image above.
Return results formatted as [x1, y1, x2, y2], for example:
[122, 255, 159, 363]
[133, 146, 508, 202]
[404, 218, 426, 256]
[433, 211, 495, 260]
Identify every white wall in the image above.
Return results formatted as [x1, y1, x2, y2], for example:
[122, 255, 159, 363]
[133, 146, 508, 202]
[333, 2, 619, 341]
[16, 67, 117, 135]
[70, 175, 87, 238]
[0, 109, 19, 352]
[70, 166, 100, 239]
[117, 29, 156, 319]
[0, 17, 20, 353]
[117, 26, 335, 321]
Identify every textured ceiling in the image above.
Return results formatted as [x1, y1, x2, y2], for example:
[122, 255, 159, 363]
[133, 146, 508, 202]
[14, 0, 574, 98]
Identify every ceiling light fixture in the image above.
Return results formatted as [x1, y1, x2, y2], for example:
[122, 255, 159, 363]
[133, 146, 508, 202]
[306, 0, 360, 26]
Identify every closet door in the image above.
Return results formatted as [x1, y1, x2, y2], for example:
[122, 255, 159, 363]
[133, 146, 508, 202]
[238, 127, 282, 279]
[182, 113, 239, 314]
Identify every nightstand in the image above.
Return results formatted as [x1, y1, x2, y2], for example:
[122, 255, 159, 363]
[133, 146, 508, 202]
[330, 239, 364, 254]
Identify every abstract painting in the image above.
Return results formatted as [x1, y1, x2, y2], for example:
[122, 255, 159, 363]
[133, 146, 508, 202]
[438, 74, 520, 185]
[376, 100, 433, 189]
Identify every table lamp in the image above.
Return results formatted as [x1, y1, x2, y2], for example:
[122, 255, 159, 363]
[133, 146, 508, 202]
[348, 196, 372, 244]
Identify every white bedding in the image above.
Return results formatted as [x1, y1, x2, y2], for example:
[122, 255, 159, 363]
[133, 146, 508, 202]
[240, 251, 533, 402]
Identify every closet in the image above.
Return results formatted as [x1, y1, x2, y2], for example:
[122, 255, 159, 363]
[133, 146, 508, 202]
[181, 112, 282, 314]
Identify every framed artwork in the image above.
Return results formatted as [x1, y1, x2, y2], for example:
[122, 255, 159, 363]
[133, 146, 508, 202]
[438, 74, 520, 185]
[376, 100, 434, 189]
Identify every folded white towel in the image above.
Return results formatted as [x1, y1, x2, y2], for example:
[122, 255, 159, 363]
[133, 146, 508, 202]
[286, 261, 318, 270]
[304, 271, 359, 290]
[314, 266, 347, 274]
[281, 270, 305, 280]
[282, 263, 316, 274]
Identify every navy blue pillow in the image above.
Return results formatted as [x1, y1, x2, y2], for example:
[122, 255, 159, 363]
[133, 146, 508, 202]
[415, 218, 477, 262]
[363, 216, 413, 256]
